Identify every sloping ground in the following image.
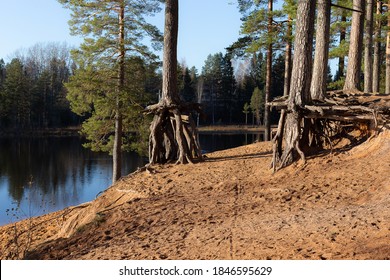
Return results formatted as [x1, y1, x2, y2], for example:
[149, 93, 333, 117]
[1, 130, 390, 260]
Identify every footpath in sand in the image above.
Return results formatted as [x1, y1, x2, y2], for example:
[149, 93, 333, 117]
[1, 131, 390, 259]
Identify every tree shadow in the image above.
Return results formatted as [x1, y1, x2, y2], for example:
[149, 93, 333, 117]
[304, 134, 370, 161]
[204, 151, 272, 162]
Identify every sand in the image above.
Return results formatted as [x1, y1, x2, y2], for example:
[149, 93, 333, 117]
[1, 130, 389, 260]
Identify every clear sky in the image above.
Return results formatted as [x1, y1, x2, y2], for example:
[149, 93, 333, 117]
[0, 0, 242, 72]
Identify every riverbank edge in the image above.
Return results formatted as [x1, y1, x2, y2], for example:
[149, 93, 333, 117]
[0, 127, 81, 138]
[0, 125, 277, 138]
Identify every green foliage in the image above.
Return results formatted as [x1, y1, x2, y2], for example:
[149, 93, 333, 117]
[2, 59, 31, 129]
[242, 102, 250, 124]
[66, 56, 158, 154]
[329, 39, 349, 59]
[200, 52, 237, 124]
[328, 77, 345, 91]
[250, 87, 264, 125]
[58, 0, 162, 65]
[0, 43, 77, 132]
[243, 102, 250, 114]
[178, 65, 196, 103]
[233, 0, 296, 57]
[282, 0, 297, 19]
[58, 0, 163, 158]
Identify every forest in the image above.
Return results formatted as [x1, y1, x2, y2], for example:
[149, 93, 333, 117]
[1, 0, 390, 179]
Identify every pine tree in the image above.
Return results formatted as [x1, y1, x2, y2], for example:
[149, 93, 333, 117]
[243, 102, 250, 125]
[364, 0, 374, 93]
[372, 1, 383, 93]
[148, 0, 202, 164]
[0, 59, 6, 125]
[58, 0, 162, 183]
[330, 0, 352, 83]
[386, 0, 390, 94]
[310, 0, 331, 100]
[250, 87, 264, 125]
[221, 53, 236, 123]
[344, 0, 365, 91]
[237, 0, 296, 140]
[3, 59, 32, 130]
[272, 0, 316, 170]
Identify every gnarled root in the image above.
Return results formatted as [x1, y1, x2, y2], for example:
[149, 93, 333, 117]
[147, 102, 202, 165]
[272, 109, 306, 171]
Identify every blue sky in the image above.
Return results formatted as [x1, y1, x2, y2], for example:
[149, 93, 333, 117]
[0, 0, 242, 71]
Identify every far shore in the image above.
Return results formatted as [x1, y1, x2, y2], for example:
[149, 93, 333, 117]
[198, 125, 277, 134]
[0, 126, 81, 138]
[0, 125, 277, 138]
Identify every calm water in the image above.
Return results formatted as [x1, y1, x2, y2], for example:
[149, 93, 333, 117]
[0, 133, 260, 225]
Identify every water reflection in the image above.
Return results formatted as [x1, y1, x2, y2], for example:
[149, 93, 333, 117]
[199, 133, 263, 153]
[0, 133, 261, 226]
[0, 137, 146, 225]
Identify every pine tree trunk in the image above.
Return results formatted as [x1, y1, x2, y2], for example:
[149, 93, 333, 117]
[364, 0, 373, 93]
[310, 0, 331, 101]
[264, 0, 273, 141]
[112, 112, 122, 183]
[337, 9, 347, 79]
[112, 2, 125, 183]
[283, 16, 292, 97]
[386, 0, 390, 94]
[344, 0, 365, 91]
[272, 0, 316, 170]
[148, 0, 202, 165]
[161, 0, 179, 106]
[372, 1, 382, 93]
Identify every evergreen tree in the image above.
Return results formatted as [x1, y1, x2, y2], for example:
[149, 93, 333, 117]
[272, 0, 316, 170]
[310, 0, 331, 100]
[2, 59, 32, 130]
[0, 59, 6, 126]
[364, 0, 374, 93]
[236, 0, 296, 139]
[221, 53, 236, 123]
[148, 0, 202, 165]
[0, 43, 76, 131]
[386, 0, 390, 93]
[200, 52, 237, 124]
[202, 53, 223, 124]
[250, 87, 264, 125]
[372, 1, 383, 93]
[344, 0, 365, 91]
[243, 102, 250, 125]
[330, 0, 352, 83]
[179, 67, 196, 103]
[58, 0, 162, 183]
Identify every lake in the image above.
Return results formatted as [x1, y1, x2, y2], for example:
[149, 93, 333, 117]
[0, 133, 261, 225]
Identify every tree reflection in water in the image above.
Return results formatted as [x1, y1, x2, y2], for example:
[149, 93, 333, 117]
[0, 137, 146, 225]
[0, 133, 260, 225]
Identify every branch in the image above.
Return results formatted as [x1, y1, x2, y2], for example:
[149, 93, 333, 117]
[331, 3, 363, 14]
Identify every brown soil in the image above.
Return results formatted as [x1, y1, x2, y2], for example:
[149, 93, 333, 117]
[1, 130, 390, 260]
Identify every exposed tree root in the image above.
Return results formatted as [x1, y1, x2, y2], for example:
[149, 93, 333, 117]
[272, 109, 307, 171]
[146, 102, 202, 165]
[270, 92, 390, 171]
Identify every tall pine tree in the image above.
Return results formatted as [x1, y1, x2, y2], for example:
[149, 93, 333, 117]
[58, 0, 162, 183]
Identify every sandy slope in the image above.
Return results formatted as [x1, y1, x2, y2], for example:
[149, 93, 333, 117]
[1, 130, 389, 260]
